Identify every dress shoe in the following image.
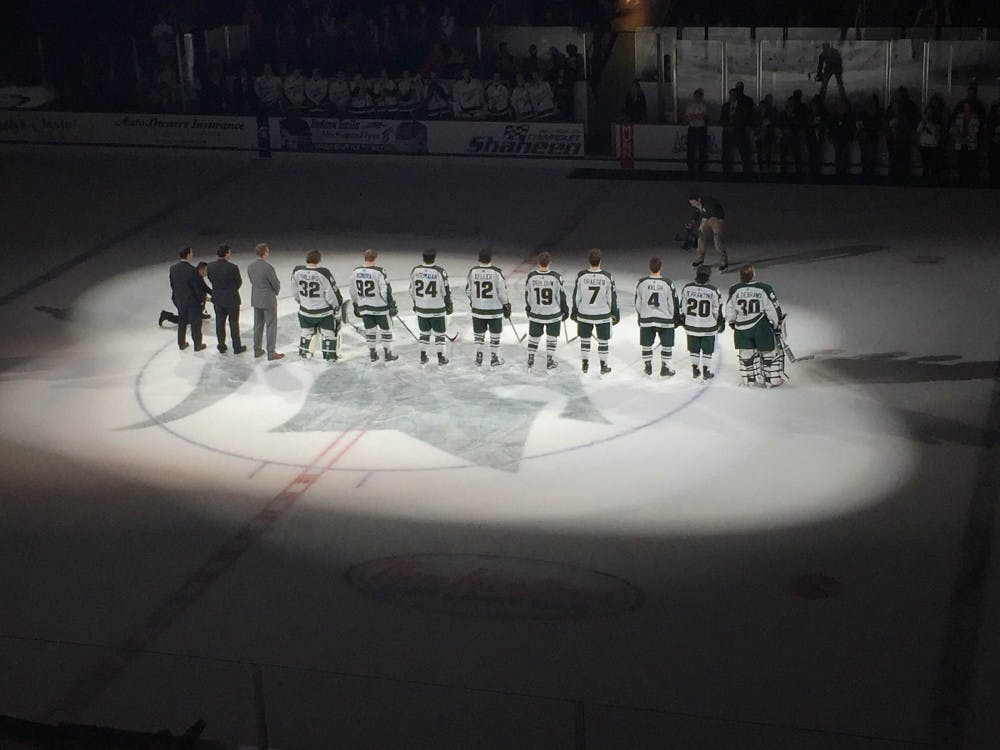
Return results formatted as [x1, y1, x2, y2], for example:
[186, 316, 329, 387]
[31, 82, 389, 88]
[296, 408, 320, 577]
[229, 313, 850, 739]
[217, 344, 228, 353]
[194, 343, 207, 352]
[267, 352, 285, 361]
[254, 349, 265, 358]
[179, 342, 189, 351]
[234, 345, 247, 354]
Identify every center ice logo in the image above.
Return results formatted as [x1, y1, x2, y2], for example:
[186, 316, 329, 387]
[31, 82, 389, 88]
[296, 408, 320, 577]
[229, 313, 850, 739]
[127, 313, 609, 471]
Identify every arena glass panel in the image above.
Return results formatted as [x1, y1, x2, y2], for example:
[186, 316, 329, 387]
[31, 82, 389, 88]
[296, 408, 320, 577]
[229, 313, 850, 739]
[927, 40, 1000, 111]
[635, 29, 661, 82]
[673, 40, 724, 123]
[760, 40, 886, 110]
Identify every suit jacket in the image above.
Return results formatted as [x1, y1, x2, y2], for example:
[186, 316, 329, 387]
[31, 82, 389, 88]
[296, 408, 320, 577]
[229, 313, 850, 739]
[231, 75, 258, 114]
[247, 258, 280, 309]
[207, 258, 242, 308]
[169, 260, 201, 308]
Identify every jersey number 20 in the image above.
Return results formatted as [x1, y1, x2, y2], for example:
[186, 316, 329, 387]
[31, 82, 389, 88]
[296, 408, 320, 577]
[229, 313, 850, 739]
[686, 298, 711, 316]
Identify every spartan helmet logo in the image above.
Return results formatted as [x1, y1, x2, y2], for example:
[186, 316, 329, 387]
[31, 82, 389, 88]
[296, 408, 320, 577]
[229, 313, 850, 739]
[503, 124, 531, 140]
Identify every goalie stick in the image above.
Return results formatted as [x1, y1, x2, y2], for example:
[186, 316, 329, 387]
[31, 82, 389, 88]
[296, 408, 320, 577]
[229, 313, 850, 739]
[777, 322, 813, 363]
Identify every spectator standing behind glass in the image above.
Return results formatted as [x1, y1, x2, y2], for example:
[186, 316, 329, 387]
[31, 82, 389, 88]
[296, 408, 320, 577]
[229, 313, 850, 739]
[720, 88, 738, 175]
[754, 94, 777, 174]
[732, 81, 755, 176]
[779, 90, 807, 177]
[917, 106, 943, 183]
[440, 7, 456, 41]
[952, 85, 986, 122]
[816, 43, 847, 104]
[827, 100, 853, 177]
[858, 94, 882, 181]
[511, 72, 534, 120]
[952, 101, 981, 186]
[804, 96, 826, 179]
[622, 80, 647, 124]
[988, 102, 1000, 187]
[685, 88, 708, 179]
[231, 67, 257, 115]
[522, 45, 541, 76]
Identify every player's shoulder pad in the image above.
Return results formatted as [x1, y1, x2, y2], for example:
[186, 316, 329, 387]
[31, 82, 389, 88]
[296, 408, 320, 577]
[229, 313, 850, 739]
[635, 275, 651, 288]
[410, 264, 423, 276]
[291, 264, 306, 274]
[493, 266, 504, 276]
[727, 282, 744, 297]
[756, 281, 777, 296]
[434, 265, 448, 277]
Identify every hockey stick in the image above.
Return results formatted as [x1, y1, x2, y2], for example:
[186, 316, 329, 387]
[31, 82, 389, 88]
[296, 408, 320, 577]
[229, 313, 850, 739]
[565, 323, 579, 344]
[777, 324, 814, 363]
[507, 317, 526, 343]
[392, 314, 420, 342]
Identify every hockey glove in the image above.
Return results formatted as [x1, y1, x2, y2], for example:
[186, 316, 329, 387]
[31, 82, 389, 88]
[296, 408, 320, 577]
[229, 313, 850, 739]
[570, 308, 578, 322]
[389, 304, 399, 317]
[611, 311, 620, 325]
[502, 303, 512, 318]
[445, 299, 453, 315]
[353, 303, 361, 318]
[561, 307, 569, 321]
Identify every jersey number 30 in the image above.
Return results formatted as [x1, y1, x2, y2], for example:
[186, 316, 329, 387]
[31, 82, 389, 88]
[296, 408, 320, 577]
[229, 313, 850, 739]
[735, 298, 761, 315]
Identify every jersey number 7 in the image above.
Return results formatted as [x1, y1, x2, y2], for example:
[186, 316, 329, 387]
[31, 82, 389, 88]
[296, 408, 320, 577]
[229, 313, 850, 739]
[587, 285, 600, 304]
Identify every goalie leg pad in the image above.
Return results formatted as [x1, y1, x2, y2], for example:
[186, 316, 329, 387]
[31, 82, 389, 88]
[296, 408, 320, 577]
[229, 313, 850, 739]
[299, 325, 318, 357]
[762, 347, 785, 386]
[738, 349, 759, 384]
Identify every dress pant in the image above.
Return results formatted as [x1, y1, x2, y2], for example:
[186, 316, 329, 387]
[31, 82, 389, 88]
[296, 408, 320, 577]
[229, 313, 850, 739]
[687, 126, 707, 176]
[177, 304, 203, 348]
[214, 303, 242, 348]
[253, 305, 278, 354]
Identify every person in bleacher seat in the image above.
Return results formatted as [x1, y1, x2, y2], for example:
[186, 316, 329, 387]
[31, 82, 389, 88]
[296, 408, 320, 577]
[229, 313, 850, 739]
[349, 72, 374, 116]
[304, 68, 328, 112]
[373, 68, 399, 116]
[254, 63, 284, 113]
[423, 71, 452, 119]
[283, 67, 307, 110]
[452, 68, 486, 119]
[486, 71, 512, 119]
[328, 71, 351, 114]
[511, 72, 534, 121]
[397, 70, 423, 119]
[527, 70, 557, 120]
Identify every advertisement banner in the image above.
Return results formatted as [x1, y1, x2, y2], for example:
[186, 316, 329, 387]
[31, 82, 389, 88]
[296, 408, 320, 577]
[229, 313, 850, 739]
[273, 116, 429, 154]
[619, 123, 634, 168]
[0, 111, 256, 149]
[427, 121, 585, 157]
[613, 124, 723, 162]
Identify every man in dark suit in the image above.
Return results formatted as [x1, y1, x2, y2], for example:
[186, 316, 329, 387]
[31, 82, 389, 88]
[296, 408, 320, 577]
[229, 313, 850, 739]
[169, 247, 206, 351]
[247, 242, 284, 361]
[207, 244, 246, 353]
[231, 67, 259, 114]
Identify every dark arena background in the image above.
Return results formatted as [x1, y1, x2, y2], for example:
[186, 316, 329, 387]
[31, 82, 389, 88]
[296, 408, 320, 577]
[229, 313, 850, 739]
[1, 0, 999, 748]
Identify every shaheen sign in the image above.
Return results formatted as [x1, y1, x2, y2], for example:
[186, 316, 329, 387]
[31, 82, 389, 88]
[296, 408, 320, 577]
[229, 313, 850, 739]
[428, 121, 585, 157]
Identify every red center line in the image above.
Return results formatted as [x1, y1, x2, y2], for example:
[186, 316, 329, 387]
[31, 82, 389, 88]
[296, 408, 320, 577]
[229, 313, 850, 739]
[46, 425, 369, 721]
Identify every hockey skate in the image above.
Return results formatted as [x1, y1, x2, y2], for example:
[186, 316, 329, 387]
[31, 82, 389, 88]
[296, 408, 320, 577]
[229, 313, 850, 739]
[475, 351, 484, 367]
[600, 362, 612, 375]
[581, 359, 589, 373]
[383, 349, 399, 362]
[703, 369, 715, 380]
[369, 349, 379, 363]
[420, 351, 429, 365]
[643, 361, 653, 376]
[546, 356, 557, 370]
[490, 353, 504, 367]
[437, 352, 449, 366]
[692, 364, 701, 378]
[660, 364, 675, 377]
[527, 353, 535, 369]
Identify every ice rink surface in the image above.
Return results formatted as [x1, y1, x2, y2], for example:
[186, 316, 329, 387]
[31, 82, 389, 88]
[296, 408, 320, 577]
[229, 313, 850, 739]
[0, 145, 998, 749]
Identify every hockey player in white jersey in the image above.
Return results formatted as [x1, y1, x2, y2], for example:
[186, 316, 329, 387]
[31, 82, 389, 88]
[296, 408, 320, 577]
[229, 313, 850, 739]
[679, 264, 724, 380]
[452, 68, 486, 118]
[486, 71, 511, 119]
[524, 251, 568, 370]
[466, 248, 510, 367]
[349, 248, 399, 363]
[571, 248, 619, 374]
[410, 249, 453, 366]
[634, 256, 679, 376]
[292, 250, 344, 361]
[725, 264, 785, 386]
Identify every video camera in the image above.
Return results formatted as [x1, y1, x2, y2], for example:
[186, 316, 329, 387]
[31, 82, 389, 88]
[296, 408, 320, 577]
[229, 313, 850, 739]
[674, 209, 700, 251]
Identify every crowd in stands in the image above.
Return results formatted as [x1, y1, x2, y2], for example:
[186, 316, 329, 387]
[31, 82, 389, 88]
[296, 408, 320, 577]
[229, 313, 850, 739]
[673, 82, 1000, 185]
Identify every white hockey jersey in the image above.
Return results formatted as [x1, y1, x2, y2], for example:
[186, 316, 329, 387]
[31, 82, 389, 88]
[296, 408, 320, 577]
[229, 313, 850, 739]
[350, 265, 394, 315]
[283, 74, 306, 107]
[524, 269, 567, 323]
[410, 264, 451, 317]
[486, 82, 511, 116]
[328, 78, 351, 110]
[452, 78, 485, 115]
[573, 269, 618, 324]
[466, 265, 509, 318]
[725, 281, 782, 331]
[511, 84, 533, 118]
[634, 276, 678, 327]
[679, 281, 723, 336]
[292, 265, 343, 320]
[304, 77, 328, 107]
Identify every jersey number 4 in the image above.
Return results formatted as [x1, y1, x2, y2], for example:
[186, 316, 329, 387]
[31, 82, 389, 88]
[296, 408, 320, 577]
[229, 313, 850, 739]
[299, 280, 320, 298]
[473, 280, 494, 298]
[686, 298, 711, 316]
[533, 287, 554, 305]
[355, 279, 376, 297]
[413, 279, 438, 297]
